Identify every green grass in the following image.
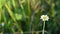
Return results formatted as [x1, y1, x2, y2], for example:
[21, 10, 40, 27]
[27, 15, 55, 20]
[0, 0, 60, 34]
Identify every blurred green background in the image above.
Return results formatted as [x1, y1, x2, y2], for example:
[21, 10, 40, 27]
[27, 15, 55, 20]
[0, 0, 60, 34]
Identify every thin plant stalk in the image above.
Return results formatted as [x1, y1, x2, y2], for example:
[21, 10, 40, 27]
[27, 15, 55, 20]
[42, 21, 45, 34]
[5, 4, 23, 34]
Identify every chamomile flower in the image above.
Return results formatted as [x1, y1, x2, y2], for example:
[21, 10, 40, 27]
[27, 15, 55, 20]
[40, 15, 49, 21]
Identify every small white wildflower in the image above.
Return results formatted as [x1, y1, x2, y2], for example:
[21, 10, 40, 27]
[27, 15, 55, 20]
[1, 22, 4, 27]
[40, 15, 49, 21]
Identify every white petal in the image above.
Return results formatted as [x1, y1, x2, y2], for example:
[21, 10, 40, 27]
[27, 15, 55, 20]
[40, 15, 44, 19]
[42, 19, 45, 21]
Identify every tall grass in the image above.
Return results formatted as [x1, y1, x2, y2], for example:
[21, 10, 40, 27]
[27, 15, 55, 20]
[0, 0, 60, 34]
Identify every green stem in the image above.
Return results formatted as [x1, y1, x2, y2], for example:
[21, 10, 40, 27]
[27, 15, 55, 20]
[42, 21, 45, 34]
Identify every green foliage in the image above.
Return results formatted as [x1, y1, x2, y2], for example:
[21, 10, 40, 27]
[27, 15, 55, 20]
[0, 0, 60, 34]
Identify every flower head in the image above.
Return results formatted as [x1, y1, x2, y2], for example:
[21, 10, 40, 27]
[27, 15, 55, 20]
[40, 15, 49, 21]
[1, 22, 4, 27]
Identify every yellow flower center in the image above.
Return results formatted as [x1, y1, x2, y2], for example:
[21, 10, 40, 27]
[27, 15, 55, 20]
[43, 16, 47, 20]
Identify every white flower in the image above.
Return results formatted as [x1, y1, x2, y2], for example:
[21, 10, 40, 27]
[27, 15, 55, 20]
[1, 22, 4, 27]
[40, 15, 49, 21]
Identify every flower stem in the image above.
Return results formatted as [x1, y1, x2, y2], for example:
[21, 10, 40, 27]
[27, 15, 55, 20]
[42, 21, 45, 34]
